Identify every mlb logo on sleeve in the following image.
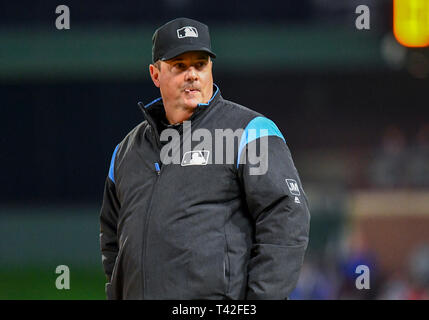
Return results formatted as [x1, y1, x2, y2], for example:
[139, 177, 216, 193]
[285, 179, 300, 196]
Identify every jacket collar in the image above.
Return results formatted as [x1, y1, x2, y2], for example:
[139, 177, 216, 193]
[138, 83, 221, 134]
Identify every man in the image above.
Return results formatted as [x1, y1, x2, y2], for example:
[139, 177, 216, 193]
[100, 17, 310, 300]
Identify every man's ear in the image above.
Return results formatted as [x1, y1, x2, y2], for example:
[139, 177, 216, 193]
[149, 64, 160, 88]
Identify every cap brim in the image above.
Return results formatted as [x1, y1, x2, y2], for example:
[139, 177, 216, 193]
[160, 45, 216, 61]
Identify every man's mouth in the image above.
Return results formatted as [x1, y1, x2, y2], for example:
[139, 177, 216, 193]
[184, 88, 200, 94]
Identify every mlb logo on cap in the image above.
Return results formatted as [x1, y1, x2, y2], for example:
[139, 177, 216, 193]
[177, 26, 198, 39]
[151, 17, 216, 63]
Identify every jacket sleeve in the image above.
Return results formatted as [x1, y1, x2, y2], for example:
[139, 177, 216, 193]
[237, 117, 310, 300]
[99, 145, 120, 282]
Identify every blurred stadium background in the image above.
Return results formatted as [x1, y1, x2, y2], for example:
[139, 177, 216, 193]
[1, 0, 429, 299]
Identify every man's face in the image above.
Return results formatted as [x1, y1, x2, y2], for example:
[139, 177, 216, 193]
[149, 51, 213, 111]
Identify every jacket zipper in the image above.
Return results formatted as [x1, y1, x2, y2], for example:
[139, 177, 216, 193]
[138, 101, 163, 149]
[136, 92, 219, 297]
[141, 162, 162, 298]
[137, 102, 165, 297]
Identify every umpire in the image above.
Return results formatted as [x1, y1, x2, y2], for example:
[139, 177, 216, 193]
[100, 17, 310, 300]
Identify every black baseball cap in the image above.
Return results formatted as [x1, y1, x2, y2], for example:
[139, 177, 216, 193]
[152, 17, 216, 63]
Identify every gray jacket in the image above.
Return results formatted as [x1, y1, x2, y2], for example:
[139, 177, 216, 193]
[99, 85, 310, 299]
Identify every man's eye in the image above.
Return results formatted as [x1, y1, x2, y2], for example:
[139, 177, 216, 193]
[175, 63, 186, 69]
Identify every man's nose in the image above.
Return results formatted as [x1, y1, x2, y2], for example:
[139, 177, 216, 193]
[184, 67, 198, 81]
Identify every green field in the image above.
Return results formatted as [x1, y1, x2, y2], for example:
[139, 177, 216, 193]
[0, 265, 106, 300]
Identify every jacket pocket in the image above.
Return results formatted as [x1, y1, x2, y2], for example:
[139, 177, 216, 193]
[224, 249, 231, 295]
[108, 237, 127, 299]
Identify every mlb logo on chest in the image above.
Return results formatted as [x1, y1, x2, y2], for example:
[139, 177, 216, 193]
[181, 150, 210, 166]
[177, 26, 198, 38]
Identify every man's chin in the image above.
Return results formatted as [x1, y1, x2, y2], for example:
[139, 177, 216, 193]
[183, 99, 201, 109]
